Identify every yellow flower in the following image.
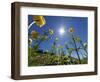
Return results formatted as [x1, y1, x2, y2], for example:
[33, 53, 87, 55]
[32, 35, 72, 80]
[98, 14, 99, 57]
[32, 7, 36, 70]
[31, 30, 38, 39]
[69, 27, 74, 33]
[48, 29, 54, 35]
[33, 16, 46, 27]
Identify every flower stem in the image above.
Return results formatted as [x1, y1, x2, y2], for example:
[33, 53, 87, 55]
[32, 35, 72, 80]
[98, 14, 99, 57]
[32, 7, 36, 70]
[28, 21, 35, 29]
[72, 35, 81, 64]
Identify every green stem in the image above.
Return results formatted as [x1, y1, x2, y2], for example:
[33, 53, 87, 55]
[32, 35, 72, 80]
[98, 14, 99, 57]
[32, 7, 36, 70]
[72, 35, 81, 64]
[28, 21, 35, 29]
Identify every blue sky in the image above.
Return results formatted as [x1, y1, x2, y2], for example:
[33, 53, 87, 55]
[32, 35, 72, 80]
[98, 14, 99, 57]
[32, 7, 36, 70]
[28, 15, 88, 59]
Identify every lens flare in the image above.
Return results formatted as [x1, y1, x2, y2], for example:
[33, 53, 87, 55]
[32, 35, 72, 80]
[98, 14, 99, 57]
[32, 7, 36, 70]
[59, 28, 65, 35]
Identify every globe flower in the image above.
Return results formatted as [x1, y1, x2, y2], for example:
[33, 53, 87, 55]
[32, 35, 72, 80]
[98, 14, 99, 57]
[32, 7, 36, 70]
[69, 27, 74, 33]
[31, 30, 38, 39]
[55, 37, 58, 42]
[48, 29, 54, 35]
[33, 16, 46, 27]
[75, 37, 81, 42]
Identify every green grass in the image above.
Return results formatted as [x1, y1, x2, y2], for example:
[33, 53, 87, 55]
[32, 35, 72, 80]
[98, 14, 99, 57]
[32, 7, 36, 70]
[28, 47, 87, 66]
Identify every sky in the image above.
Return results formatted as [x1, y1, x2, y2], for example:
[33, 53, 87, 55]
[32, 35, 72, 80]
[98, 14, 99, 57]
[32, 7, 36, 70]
[28, 15, 88, 59]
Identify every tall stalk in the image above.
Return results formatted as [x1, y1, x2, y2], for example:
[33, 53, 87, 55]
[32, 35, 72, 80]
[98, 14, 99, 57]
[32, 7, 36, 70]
[72, 35, 81, 64]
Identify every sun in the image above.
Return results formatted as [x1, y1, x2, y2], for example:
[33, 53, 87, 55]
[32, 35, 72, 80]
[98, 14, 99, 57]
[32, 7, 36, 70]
[59, 28, 65, 35]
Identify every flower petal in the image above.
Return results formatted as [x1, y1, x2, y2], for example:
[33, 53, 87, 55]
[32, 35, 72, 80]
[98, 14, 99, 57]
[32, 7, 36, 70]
[69, 27, 74, 33]
[31, 30, 38, 39]
[33, 16, 46, 27]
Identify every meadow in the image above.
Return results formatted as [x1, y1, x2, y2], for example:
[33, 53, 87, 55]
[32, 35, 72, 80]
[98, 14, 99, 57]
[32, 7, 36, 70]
[28, 15, 88, 66]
